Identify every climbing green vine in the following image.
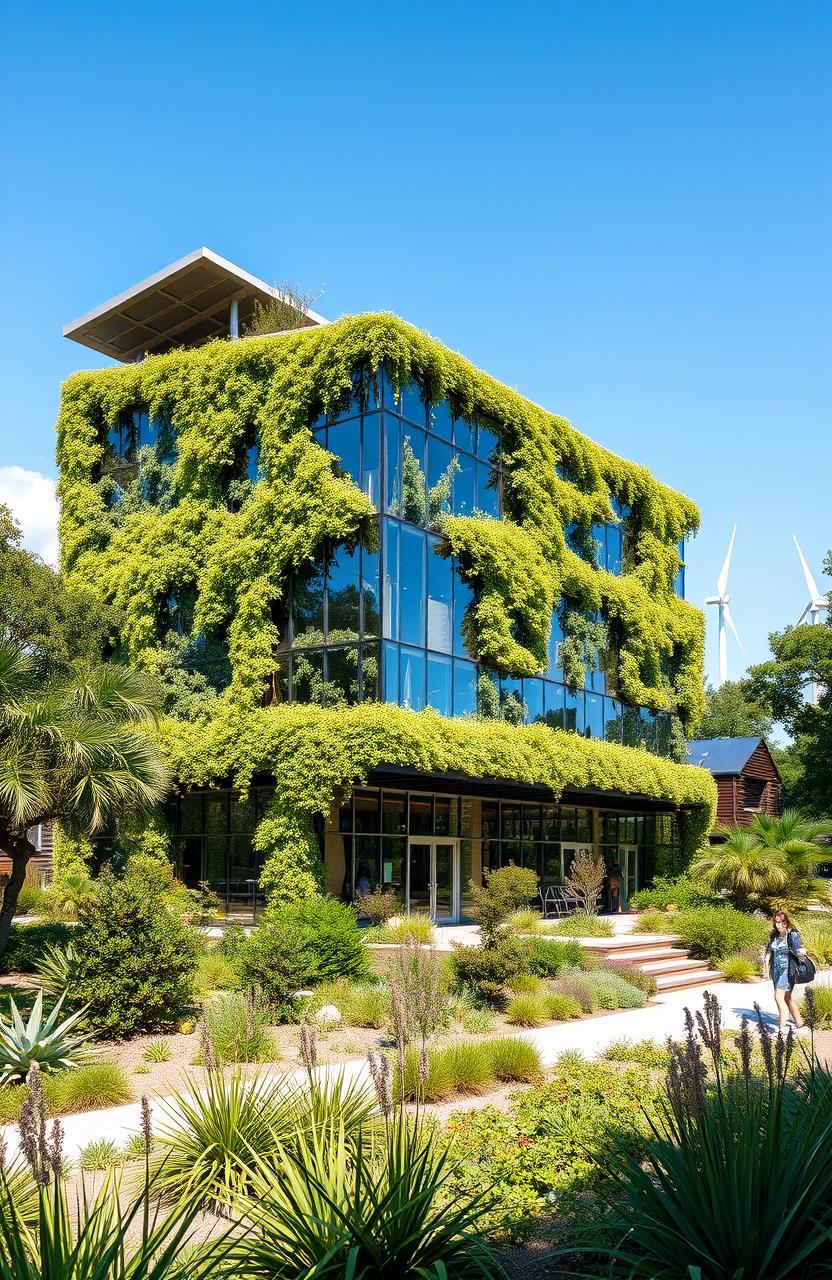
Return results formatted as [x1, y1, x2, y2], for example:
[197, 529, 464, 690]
[56, 312, 711, 896]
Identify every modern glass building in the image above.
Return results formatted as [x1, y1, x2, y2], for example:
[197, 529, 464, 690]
[59, 250, 714, 923]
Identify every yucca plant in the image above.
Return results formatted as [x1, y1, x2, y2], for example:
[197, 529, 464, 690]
[0, 990, 95, 1083]
[33, 942, 78, 996]
[236, 1109, 506, 1279]
[150, 1066, 373, 1211]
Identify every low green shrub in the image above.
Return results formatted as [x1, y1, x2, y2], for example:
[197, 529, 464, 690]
[14, 877, 49, 916]
[0, 922, 73, 974]
[802, 984, 832, 1027]
[378, 916, 434, 944]
[215, 922, 248, 961]
[44, 1062, 131, 1115]
[720, 954, 759, 983]
[266, 895, 369, 982]
[196, 951, 239, 993]
[670, 906, 769, 963]
[204, 990, 276, 1063]
[399, 1037, 543, 1101]
[580, 969, 647, 1010]
[506, 994, 548, 1027]
[459, 1005, 496, 1035]
[601, 960, 658, 996]
[237, 923, 319, 1018]
[508, 910, 543, 934]
[487, 1037, 542, 1082]
[443, 1043, 493, 1095]
[543, 912, 614, 938]
[0, 1082, 25, 1124]
[505, 972, 543, 995]
[794, 915, 832, 969]
[443, 1058, 661, 1243]
[316, 979, 390, 1029]
[631, 874, 716, 912]
[470, 865, 539, 944]
[545, 993, 583, 1020]
[526, 937, 584, 977]
[79, 1138, 124, 1171]
[357, 890, 402, 926]
[71, 870, 199, 1036]
[551, 972, 597, 1014]
[449, 935, 529, 1004]
[603, 1039, 669, 1068]
[632, 910, 668, 934]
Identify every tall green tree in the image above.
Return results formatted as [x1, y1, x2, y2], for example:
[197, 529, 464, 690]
[747, 551, 832, 814]
[690, 679, 773, 740]
[0, 641, 170, 956]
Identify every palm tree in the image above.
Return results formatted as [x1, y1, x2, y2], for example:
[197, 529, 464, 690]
[690, 831, 789, 909]
[691, 808, 832, 911]
[746, 808, 832, 908]
[0, 638, 170, 956]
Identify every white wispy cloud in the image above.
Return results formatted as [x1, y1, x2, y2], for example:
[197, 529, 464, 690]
[0, 466, 59, 566]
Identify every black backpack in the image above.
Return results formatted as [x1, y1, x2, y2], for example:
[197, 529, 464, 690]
[787, 929, 817, 986]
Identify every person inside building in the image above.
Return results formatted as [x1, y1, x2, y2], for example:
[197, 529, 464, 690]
[608, 863, 622, 913]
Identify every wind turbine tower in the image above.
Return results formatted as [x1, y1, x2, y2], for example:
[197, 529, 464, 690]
[705, 524, 746, 687]
[793, 534, 829, 705]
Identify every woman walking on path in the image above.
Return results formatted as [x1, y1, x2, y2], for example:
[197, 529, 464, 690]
[764, 909, 808, 1033]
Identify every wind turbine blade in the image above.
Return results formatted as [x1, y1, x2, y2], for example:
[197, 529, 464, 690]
[795, 603, 812, 626]
[716, 524, 737, 598]
[793, 534, 822, 605]
[722, 602, 746, 657]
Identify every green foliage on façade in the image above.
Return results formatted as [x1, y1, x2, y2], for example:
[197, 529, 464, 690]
[162, 702, 716, 903]
[57, 312, 703, 722]
[55, 314, 713, 899]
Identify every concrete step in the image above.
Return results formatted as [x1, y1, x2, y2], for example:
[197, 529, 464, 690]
[600, 945, 688, 964]
[654, 968, 726, 991]
[640, 956, 711, 975]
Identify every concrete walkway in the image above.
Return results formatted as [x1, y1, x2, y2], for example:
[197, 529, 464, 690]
[4, 970, 829, 1164]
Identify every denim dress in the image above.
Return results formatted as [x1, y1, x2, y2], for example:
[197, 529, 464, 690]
[770, 930, 801, 991]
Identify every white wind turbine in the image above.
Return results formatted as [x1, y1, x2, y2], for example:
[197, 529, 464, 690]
[793, 534, 829, 705]
[706, 524, 746, 687]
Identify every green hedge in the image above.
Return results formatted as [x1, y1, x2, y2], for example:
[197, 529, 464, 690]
[0, 923, 73, 974]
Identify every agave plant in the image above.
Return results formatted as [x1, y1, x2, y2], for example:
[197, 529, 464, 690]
[236, 1108, 505, 1279]
[0, 990, 96, 1084]
[33, 941, 79, 995]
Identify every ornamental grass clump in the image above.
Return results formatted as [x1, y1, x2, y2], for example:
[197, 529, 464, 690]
[487, 1036, 542, 1082]
[316, 978, 390, 1029]
[203, 989, 276, 1063]
[545, 992, 583, 1021]
[506, 994, 549, 1027]
[380, 914, 435, 944]
[720, 953, 759, 983]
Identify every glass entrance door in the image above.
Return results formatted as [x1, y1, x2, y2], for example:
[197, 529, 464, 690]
[619, 846, 639, 910]
[407, 839, 459, 922]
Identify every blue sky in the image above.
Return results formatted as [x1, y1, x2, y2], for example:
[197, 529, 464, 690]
[0, 0, 829, 687]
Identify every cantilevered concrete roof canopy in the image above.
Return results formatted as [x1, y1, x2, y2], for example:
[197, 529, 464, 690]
[63, 247, 327, 362]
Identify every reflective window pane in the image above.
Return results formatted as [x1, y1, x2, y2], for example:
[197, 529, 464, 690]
[427, 437, 454, 526]
[548, 612, 564, 677]
[544, 680, 565, 729]
[382, 641, 399, 703]
[429, 399, 454, 441]
[354, 791, 380, 833]
[292, 648, 325, 703]
[454, 417, 476, 453]
[523, 678, 545, 723]
[453, 571, 474, 658]
[477, 418, 500, 462]
[400, 645, 426, 711]
[454, 450, 476, 516]
[382, 520, 399, 640]
[381, 837, 406, 896]
[382, 792, 407, 835]
[453, 659, 478, 717]
[362, 538, 380, 638]
[362, 416, 380, 509]
[563, 687, 578, 733]
[360, 642, 379, 701]
[383, 415, 401, 512]
[400, 426, 428, 525]
[327, 646, 359, 704]
[327, 420, 361, 487]
[292, 559, 325, 642]
[585, 691, 604, 739]
[476, 462, 501, 518]
[399, 526, 426, 646]
[409, 795, 433, 836]
[427, 653, 452, 716]
[399, 381, 427, 428]
[426, 538, 452, 653]
[327, 543, 361, 640]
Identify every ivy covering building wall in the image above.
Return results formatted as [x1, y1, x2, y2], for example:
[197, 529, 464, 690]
[56, 313, 714, 893]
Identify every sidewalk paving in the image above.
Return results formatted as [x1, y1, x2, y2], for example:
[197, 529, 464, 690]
[4, 969, 829, 1163]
